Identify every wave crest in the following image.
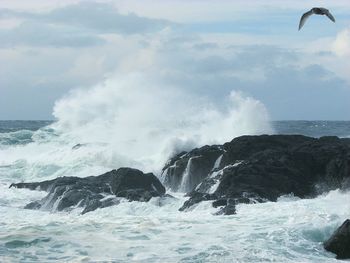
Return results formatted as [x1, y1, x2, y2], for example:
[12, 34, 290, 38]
[52, 73, 272, 172]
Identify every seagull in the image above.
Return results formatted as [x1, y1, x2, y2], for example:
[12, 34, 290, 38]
[298, 7, 335, 30]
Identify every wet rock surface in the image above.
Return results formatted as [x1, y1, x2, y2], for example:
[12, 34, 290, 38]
[161, 146, 223, 192]
[10, 168, 165, 214]
[10, 135, 350, 217]
[163, 135, 350, 214]
[324, 219, 350, 259]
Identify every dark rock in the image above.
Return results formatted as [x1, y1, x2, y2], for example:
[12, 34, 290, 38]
[11, 168, 165, 214]
[215, 199, 236, 215]
[161, 145, 223, 192]
[324, 219, 350, 259]
[179, 192, 217, 211]
[111, 168, 165, 197]
[24, 201, 42, 210]
[212, 199, 227, 208]
[116, 189, 153, 201]
[82, 197, 120, 214]
[163, 135, 350, 214]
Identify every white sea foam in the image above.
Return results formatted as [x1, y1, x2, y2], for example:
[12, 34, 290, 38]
[1, 184, 349, 262]
[3, 74, 346, 262]
[52, 73, 272, 172]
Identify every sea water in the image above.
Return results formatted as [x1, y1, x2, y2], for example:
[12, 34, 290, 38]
[1, 120, 349, 262]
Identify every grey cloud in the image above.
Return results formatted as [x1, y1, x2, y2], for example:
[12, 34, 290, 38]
[153, 44, 349, 120]
[0, 13, 348, 121]
[0, 2, 173, 48]
[160, 45, 298, 75]
[0, 2, 173, 35]
[0, 8, 23, 18]
[315, 51, 334, 56]
[0, 22, 105, 48]
[192, 42, 219, 50]
[43, 2, 172, 34]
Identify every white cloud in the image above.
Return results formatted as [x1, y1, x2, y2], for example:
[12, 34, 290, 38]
[0, 1, 349, 120]
[0, 2, 173, 37]
[332, 27, 350, 56]
[115, 0, 350, 23]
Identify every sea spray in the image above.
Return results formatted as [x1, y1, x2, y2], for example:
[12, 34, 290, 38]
[52, 73, 272, 173]
[0, 73, 272, 184]
[1, 121, 350, 262]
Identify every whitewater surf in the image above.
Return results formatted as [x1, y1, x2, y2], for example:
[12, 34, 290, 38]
[1, 118, 350, 262]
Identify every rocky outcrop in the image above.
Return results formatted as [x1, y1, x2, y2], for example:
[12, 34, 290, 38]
[10, 168, 166, 214]
[161, 145, 223, 192]
[10, 135, 350, 216]
[324, 219, 350, 259]
[163, 135, 350, 214]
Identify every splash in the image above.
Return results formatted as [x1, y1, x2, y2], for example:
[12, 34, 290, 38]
[0, 73, 272, 182]
[52, 73, 272, 172]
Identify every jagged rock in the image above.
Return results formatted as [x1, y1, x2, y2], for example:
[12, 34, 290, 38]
[324, 219, 350, 259]
[212, 199, 227, 208]
[10, 168, 165, 214]
[111, 168, 165, 199]
[161, 145, 223, 192]
[164, 135, 350, 214]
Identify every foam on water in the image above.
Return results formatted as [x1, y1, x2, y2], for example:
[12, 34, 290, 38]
[1, 184, 349, 262]
[0, 130, 34, 148]
[1, 74, 349, 262]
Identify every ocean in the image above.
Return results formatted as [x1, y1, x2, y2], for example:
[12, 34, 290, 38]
[0, 120, 349, 262]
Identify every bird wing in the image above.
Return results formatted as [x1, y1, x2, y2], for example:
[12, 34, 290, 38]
[299, 10, 313, 30]
[318, 7, 329, 12]
[325, 10, 336, 22]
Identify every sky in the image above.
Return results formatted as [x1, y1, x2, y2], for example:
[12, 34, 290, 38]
[0, 0, 349, 120]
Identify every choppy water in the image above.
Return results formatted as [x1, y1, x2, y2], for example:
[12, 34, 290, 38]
[1, 120, 350, 262]
[272, 121, 350, 138]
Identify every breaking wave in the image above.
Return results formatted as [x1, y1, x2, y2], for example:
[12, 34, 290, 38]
[52, 73, 272, 172]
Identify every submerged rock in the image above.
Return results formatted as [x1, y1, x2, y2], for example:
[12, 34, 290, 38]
[178, 192, 217, 212]
[10, 168, 165, 214]
[324, 219, 350, 259]
[164, 135, 350, 214]
[214, 198, 236, 215]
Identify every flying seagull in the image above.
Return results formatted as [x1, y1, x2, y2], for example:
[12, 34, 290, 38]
[298, 7, 335, 30]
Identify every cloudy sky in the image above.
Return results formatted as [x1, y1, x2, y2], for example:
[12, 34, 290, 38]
[0, 0, 349, 120]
